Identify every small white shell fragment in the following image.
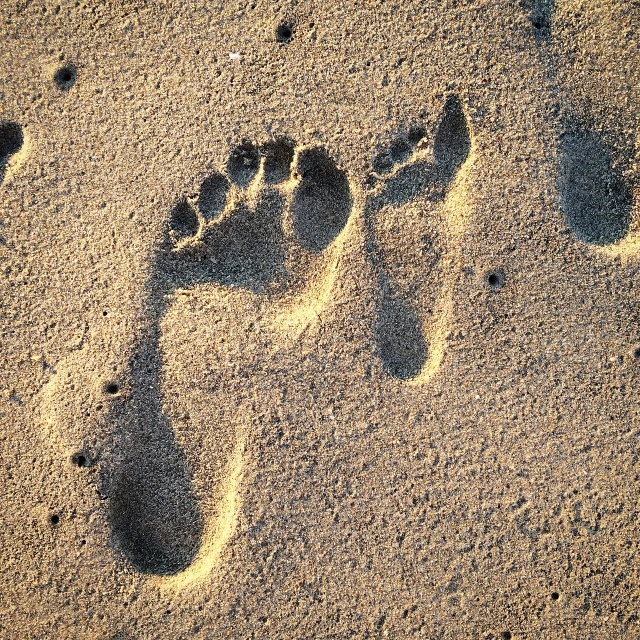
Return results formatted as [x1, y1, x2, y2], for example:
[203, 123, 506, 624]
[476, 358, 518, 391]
[229, 52, 241, 60]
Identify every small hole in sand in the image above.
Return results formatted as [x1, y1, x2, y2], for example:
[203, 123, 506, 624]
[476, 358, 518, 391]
[551, 592, 559, 600]
[104, 382, 120, 394]
[102, 311, 108, 316]
[276, 23, 293, 43]
[533, 20, 543, 29]
[80, 539, 86, 546]
[54, 65, 76, 89]
[486, 269, 505, 289]
[502, 633, 512, 640]
[50, 514, 60, 525]
[633, 347, 640, 360]
[72, 452, 87, 467]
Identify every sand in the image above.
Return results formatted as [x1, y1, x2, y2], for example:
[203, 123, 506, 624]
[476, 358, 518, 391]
[1, 0, 639, 637]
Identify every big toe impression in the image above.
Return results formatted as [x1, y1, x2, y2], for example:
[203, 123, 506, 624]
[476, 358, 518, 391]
[292, 148, 353, 253]
[433, 95, 471, 179]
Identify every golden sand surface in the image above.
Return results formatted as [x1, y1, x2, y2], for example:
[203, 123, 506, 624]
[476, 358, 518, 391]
[1, 0, 639, 637]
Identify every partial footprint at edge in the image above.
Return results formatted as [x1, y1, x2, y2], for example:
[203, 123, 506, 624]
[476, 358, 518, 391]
[528, 0, 636, 246]
[364, 95, 471, 380]
[109, 138, 353, 577]
[558, 120, 633, 245]
[0, 121, 24, 184]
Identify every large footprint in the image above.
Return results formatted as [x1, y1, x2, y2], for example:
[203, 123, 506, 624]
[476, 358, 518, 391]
[364, 95, 472, 380]
[103, 139, 352, 577]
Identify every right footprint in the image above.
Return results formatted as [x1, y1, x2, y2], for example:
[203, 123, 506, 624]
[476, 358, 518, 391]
[107, 138, 353, 577]
[365, 96, 471, 380]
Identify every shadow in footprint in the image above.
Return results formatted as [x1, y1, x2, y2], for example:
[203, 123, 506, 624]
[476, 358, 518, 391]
[366, 96, 470, 379]
[0, 122, 23, 184]
[200, 188, 286, 290]
[108, 347, 203, 574]
[558, 120, 632, 245]
[226, 141, 261, 188]
[262, 138, 295, 185]
[375, 295, 428, 380]
[169, 198, 199, 241]
[292, 148, 352, 253]
[380, 160, 442, 206]
[198, 173, 230, 220]
[165, 186, 287, 292]
[433, 95, 471, 179]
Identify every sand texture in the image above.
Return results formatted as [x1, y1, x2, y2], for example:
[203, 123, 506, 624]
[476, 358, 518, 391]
[1, 0, 640, 637]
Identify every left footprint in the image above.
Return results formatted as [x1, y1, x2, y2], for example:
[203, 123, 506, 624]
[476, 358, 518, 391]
[365, 96, 471, 380]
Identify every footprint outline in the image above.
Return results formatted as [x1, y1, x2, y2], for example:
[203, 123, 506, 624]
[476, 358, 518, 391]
[364, 94, 473, 382]
[110, 138, 355, 581]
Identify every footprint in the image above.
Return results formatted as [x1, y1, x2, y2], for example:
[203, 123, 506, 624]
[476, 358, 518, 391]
[558, 120, 632, 245]
[530, 0, 637, 247]
[107, 139, 353, 576]
[0, 121, 24, 184]
[364, 95, 471, 380]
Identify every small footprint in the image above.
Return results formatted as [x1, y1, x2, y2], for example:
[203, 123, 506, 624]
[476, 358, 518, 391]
[364, 96, 471, 380]
[0, 121, 24, 184]
[108, 139, 353, 575]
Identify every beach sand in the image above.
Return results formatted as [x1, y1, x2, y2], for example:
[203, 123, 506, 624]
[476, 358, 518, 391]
[1, 0, 639, 637]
